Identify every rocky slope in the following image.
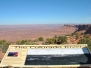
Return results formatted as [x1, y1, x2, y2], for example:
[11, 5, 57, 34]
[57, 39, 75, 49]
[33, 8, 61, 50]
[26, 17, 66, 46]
[76, 24, 91, 34]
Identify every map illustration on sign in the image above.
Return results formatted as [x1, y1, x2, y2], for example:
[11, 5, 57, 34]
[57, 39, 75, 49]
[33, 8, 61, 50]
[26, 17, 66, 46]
[8, 52, 18, 57]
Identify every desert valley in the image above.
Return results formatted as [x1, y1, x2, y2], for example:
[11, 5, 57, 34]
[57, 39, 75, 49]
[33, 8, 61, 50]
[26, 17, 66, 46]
[0, 24, 76, 42]
[0, 24, 91, 62]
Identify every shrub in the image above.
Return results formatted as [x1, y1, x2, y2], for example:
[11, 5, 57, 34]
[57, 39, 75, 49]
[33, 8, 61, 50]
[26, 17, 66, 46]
[38, 37, 44, 41]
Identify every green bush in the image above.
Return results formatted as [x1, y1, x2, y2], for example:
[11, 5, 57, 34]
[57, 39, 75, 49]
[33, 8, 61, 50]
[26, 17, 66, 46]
[38, 37, 44, 41]
[16, 39, 34, 45]
[57, 36, 67, 44]
[0, 40, 10, 53]
[78, 35, 91, 51]
[46, 38, 55, 44]
[45, 36, 67, 44]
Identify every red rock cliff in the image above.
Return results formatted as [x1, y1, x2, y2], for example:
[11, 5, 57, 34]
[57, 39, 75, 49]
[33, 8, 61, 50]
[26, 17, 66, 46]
[76, 24, 91, 34]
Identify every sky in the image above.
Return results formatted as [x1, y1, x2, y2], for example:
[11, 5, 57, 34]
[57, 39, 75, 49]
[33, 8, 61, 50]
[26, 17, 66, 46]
[0, 0, 91, 25]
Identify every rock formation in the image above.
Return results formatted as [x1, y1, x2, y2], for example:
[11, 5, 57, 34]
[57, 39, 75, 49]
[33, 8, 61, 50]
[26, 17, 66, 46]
[75, 24, 91, 34]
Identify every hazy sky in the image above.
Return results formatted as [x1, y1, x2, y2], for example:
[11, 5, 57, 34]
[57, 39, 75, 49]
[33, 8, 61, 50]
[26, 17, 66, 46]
[0, 0, 91, 25]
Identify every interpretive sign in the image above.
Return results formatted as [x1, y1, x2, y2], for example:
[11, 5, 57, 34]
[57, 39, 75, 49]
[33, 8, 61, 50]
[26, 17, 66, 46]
[0, 44, 91, 67]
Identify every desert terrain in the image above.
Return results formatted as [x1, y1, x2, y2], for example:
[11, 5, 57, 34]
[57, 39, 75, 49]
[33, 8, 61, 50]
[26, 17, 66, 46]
[0, 24, 91, 62]
[0, 24, 76, 42]
[0, 24, 77, 61]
